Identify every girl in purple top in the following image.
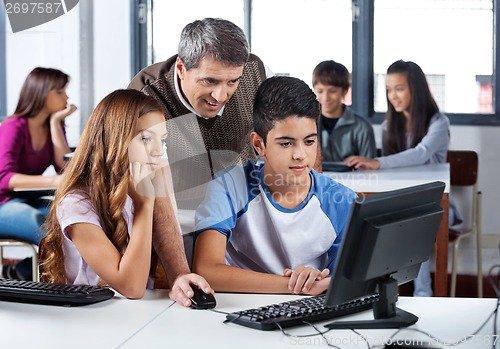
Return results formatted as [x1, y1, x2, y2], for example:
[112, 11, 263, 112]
[0, 67, 76, 279]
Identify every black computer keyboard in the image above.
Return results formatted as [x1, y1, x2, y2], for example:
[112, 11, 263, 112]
[226, 293, 378, 331]
[0, 278, 115, 307]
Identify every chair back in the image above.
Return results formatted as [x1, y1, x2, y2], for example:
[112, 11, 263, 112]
[446, 150, 483, 297]
[447, 150, 478, 187]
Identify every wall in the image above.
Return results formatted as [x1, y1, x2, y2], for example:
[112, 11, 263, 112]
[4, 0, 131, 147]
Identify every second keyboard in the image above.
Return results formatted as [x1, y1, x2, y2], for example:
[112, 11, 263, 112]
[226, 293, 378, 331]
[0, 278, 115, 307]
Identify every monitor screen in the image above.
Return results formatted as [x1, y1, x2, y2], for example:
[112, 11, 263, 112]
[324, 181, 445, 329]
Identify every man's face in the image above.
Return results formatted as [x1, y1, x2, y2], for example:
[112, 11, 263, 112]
[176, 57, 244, 118]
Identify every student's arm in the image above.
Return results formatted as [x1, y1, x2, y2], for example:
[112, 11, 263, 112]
[50, 104, 76, 170]
[283, 267, 330, 294]
[67, 162, 156, 299]
[68, 199, 154, 299]
[8, 173, 61, 188]
[193, 229, 330, 295]
[343, 156, 380, 170]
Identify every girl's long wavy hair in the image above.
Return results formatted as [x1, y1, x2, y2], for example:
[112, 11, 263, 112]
[384, 60, 439, 155]
[8, 67, 69, 120]
[40, 89, 164, 284]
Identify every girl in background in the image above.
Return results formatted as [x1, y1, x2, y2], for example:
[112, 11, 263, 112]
[0, 67, 76, 279]
[345, 60, 449, 171]
[40, 89, 212, 300]
[345, 60, 455, 297]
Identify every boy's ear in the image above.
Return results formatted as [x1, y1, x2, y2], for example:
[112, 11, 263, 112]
[250, 131, 266, 156]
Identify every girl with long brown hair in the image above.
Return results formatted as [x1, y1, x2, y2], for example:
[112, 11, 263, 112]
[41, 89, 168, 298]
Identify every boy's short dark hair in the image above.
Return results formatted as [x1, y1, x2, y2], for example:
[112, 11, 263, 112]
[253, 76, 320, 143]
[312, 60, 350, 90]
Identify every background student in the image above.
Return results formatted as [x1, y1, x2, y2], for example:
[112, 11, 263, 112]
[192, 76, 355, 294]
[0, 67, 76, 280]
[344, 59, 453, 297]
[129, 18, 272, 294]
[312, 60, 376, 162]
[40, 90, 212, 301]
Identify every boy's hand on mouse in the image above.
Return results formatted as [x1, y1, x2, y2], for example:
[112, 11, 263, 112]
[284, 266, 329, 294]
[168, 273, 214, 307]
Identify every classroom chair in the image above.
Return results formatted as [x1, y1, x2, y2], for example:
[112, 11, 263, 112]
[0, 239, 39, 281]
[447, 150, 483, 297]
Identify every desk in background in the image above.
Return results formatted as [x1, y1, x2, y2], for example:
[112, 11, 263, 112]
[324, 163, 450, 297]
[11, 187, 56, 198]
[1, 291, 495, 349]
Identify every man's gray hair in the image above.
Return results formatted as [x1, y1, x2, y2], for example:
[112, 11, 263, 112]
[178, 18, 250, 70]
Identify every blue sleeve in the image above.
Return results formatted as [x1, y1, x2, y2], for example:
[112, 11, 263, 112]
[194, 165, 249, 239]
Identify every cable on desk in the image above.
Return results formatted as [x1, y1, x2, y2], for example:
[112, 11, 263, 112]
[273, 321, 342, 349]
[385, 265, 500, 349]
[209, 308, 230, 315]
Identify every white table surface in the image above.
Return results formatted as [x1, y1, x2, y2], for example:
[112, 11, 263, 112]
[2, 291, 496, 349]
[324, 163, 450, 193]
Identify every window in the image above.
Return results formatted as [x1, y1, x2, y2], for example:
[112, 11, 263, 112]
[251, 0, 352, 87]
[374, 0, 493, 115]
[144, 0, 500, 124]
[151, 0, 244, 64]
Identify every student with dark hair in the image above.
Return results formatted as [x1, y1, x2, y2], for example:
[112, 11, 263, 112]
[345, 59, 456, 297]
[312, 60, 375, 161]
[0, 67, 76, 280]
[192, 76, 355, 294]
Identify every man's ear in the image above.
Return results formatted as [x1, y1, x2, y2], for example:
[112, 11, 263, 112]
[176, 57, 186, 80]
[250, 131, 266, 157]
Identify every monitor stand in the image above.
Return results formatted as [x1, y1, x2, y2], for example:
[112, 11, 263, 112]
[324, 277, 419, 330]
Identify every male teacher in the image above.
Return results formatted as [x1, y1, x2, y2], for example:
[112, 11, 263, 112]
[129, 18, 270, 305]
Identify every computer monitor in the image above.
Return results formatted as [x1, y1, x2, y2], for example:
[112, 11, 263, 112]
[324, 181, 445, 330]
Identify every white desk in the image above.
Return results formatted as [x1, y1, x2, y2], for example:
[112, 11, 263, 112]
[1, 292, 496, 349]
[324, 163, 450, 193]
[324, 164, 450, 297]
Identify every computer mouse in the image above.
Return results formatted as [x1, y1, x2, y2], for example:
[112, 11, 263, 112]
[189, 287, 216, 309]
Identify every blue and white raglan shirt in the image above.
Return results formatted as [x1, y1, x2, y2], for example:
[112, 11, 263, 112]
[194, 161, 356, 275]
